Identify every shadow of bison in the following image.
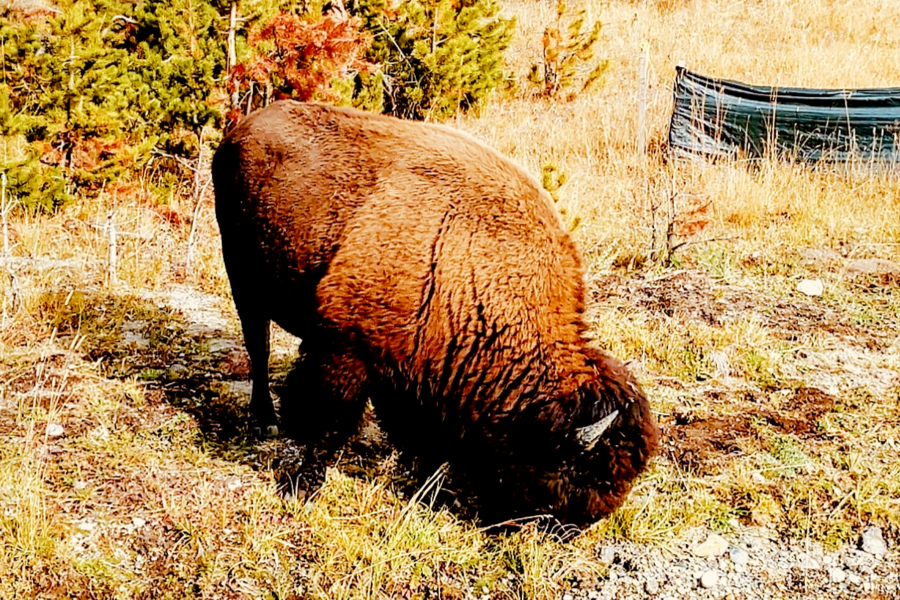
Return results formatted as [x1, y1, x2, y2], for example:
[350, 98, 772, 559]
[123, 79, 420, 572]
[212, 101, 659, 527]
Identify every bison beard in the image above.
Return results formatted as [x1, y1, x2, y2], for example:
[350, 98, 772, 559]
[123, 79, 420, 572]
[212, 101, 660, 527]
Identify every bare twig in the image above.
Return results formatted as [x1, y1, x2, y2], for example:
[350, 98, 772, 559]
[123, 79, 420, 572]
[185, 174, 214, 273]
[107, 212, 117, 288]
[668, 235, 739, 255]
[1, 172, 9, 261]
[0, 257, 98, 269]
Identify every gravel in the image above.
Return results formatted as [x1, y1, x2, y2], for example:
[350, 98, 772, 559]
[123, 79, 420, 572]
[565, 527, 898, 600]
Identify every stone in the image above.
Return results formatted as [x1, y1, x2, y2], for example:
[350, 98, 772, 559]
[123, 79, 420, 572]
[46, 423, 64, 438]
[860, 526, 888, 556]
[751, 472, 769, 485]
[597, 546, 616, 564]
[729, 547, 750, 566]
[227, 478, 242, 491]
[845, 258, 900, 278]
[132, 517, 146, 528]
[796, 553, 820, 570]
[693, 534, 729, 558]
[77, 519, 96, 532]
[700, 570, 718, 589]
[797, 279, 824, 296]
[829, 568, 846, 584]
[848, 573, 862, 585]
[799, 247, 842, 268]
[645, 580, 659, 595]
[166, 363, 190, 380]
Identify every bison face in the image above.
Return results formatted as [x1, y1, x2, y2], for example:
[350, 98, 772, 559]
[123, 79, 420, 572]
[534, 352, 660, 527]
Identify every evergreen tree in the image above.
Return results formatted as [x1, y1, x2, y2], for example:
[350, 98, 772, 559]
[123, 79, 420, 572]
[348, 0, 514, 120]
[0, 0, 153, 209]
[130, 0, 228, 142]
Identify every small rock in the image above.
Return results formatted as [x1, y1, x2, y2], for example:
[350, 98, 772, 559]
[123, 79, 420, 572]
[733, 564, 746, 574]
[227, 478, 242, 491]
[693, 533, 729, 558]
[797, 278, 824, 296]
[266, 425, 279, 438]
[796, 553, 821, 570]
[46, 423, 64, 438]
[799, 247, 842, 268]
[700, 570, 718, 589]
[729, 547, 750, 566]
[132, 517, 146, 528]
[597, 546, 616, 564]
[74, 480, 87, 491]
[77, 519, 96, 532]
[848, 573, 862, 585]
[829, 568, 846, 584]
[645, 580, 659, 595]
[562, 594, 573, 600]
[166, 363, 190, 380]
[845, 258, 900, 278]
[861, 526, 888, 556]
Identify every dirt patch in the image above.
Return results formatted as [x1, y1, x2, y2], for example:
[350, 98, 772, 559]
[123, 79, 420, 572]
[664, 387, 837, 472]
[765, 387, 836, 437]
[665, 415, 753, 472]
[593, 271, 728, 325]
[592, 270, 897, 349]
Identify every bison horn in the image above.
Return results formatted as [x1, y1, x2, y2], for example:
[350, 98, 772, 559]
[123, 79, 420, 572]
[575, 410, 619, 450]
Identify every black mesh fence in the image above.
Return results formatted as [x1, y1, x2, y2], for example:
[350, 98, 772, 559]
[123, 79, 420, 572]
[668, 66, 900, 164]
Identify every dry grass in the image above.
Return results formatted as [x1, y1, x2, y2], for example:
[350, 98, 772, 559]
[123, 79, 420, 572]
[2, 1, 900, 598]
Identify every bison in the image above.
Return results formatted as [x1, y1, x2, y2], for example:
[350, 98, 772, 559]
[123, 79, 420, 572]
[212, 101, 659, 526]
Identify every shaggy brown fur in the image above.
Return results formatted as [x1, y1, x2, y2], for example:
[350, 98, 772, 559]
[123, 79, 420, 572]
[212, 101, 659, 526]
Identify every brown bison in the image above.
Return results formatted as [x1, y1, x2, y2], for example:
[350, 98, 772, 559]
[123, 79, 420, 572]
[212, 101, 659, 526]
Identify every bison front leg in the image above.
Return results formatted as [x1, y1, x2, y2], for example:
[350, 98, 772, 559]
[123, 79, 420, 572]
[279, 337, 369, 444]
[277, 337, 369, 496]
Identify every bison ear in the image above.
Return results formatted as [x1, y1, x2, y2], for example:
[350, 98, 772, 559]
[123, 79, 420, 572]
[575, 410, 619, 451]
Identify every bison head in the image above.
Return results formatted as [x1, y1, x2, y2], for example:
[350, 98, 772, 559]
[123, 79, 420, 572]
[543, 349, 660, 526]
[484, 349, 659, 529]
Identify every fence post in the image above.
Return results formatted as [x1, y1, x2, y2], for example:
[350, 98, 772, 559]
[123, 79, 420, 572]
[107, 211, 117, 288]
[1, 172, 8, 262]
[637, 41, 650, 157]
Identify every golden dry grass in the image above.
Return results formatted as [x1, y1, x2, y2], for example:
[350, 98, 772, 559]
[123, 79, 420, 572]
[1, 1, 900, 598]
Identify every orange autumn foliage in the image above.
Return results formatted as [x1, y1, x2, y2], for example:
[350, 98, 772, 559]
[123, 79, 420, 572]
[228, 9, 374, 125]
